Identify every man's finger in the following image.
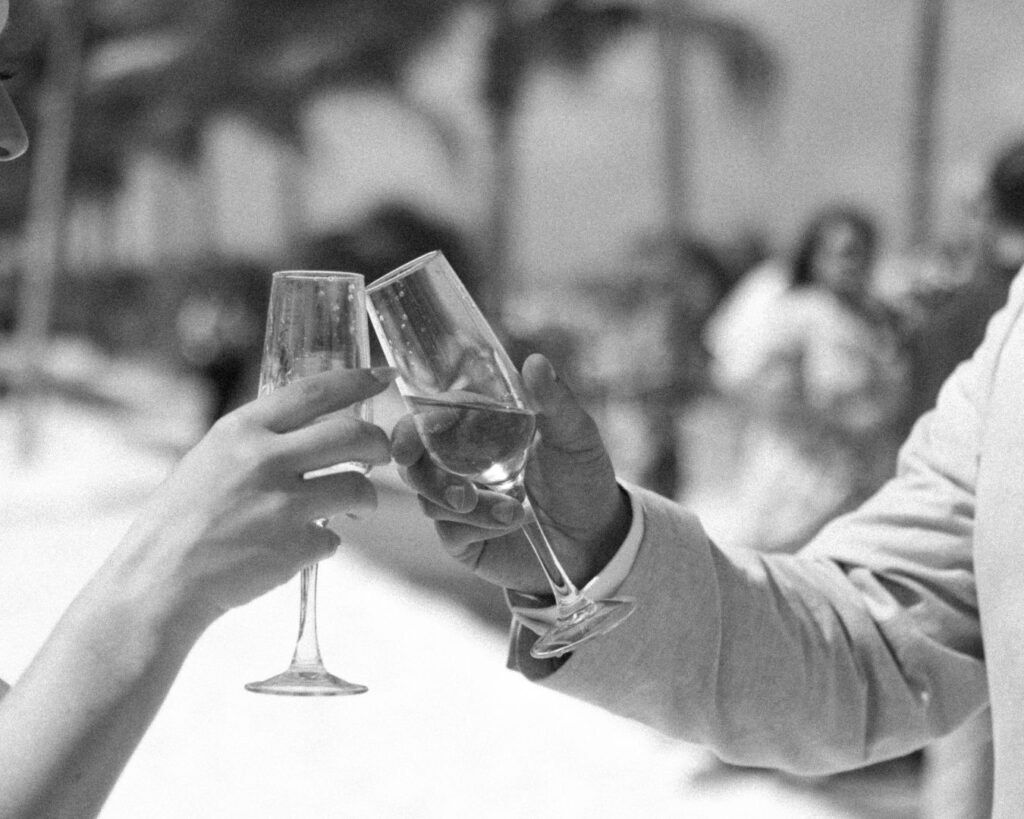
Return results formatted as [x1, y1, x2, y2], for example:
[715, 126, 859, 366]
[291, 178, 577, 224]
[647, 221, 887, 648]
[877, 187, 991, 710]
[432, 519, 490, 566]
[416, 491, 523, 530]
[521, 354, 601, 452]
[401, 459, 479, 513]
[393, 414, 478, 512]
[391, 414, 426, 467]
[240, 368, 396, 432]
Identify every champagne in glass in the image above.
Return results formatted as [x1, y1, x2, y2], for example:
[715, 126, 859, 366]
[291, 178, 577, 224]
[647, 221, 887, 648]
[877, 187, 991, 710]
[245, 270, 370, 696]
[367, 251, 635, 659]
[407, 395, 536, 486]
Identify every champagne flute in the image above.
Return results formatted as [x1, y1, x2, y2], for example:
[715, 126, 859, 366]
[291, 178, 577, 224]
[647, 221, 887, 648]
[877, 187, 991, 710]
[245, 270, 370, 696]
[366, 251, 635, 659]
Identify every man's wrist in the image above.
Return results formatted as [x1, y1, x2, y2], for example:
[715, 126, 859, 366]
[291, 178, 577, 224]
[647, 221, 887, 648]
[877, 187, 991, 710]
[508, 484, 644, 635]
[573, 485, 633, 587]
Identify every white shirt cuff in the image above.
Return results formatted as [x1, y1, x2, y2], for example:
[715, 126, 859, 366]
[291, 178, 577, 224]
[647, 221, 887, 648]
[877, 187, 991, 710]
[507, 484, 645, 635]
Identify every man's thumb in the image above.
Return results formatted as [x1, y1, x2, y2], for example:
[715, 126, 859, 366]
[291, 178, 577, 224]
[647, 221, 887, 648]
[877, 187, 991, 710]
[521, 353, 595, 447]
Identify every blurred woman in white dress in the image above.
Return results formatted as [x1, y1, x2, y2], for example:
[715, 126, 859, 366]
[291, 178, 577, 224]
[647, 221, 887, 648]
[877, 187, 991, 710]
[705, 205, 911, 553]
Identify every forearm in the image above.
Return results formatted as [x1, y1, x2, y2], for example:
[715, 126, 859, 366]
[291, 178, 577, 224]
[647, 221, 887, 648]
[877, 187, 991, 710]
[512, 488, 985, 774]
[0, 551, 211, 819]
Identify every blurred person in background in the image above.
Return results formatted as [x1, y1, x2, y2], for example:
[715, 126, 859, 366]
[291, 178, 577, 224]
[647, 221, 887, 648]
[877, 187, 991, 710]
[636, 239, 737, 501]
[905, 137, 1024, 819]
[0, 5, 396, 815]
[903, 139, 1024, 425]
[559, 238, 739, 503]
[702, 205, 911, 554]
[176, 290, 257, 424]
[175, 263, 267, 428]
[301, 201, 480, 300]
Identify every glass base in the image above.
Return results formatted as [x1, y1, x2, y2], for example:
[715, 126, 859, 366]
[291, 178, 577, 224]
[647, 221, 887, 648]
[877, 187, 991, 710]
[530, 597, 636, 660]
[245, 666, 368, 696]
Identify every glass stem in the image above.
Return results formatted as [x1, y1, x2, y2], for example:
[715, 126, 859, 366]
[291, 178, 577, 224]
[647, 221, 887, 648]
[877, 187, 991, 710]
[513, 482, 592, 619]
[290, 564, 326, 670]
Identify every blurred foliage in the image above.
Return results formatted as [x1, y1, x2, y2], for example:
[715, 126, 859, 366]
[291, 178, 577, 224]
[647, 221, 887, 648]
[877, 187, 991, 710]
[82, 0, 467, 162]
[483, 1, 777, 120]
[0, 255, 269, 422]
[0, 0, 778, 225]
[0, 258, 257, 360]
[0, 0, 779, 355]
[0, 0, 467, 228]
[478, 0, 779, 312]
[300, 200, 477, 292]
[483, 2, 645, 119]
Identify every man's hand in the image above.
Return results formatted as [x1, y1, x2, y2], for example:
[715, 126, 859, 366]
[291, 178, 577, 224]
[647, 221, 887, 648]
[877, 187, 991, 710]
[393, 354, 630, 597]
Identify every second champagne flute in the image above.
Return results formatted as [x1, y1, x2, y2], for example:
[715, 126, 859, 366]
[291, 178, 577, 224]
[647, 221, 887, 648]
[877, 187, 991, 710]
[245, 270, 370, 696]
[366, 251, 635, 659]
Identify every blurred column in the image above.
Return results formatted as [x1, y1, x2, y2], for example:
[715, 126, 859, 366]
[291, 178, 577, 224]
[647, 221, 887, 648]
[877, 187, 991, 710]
[13, 0, 89, 460]
[908, 0, 946, 250]
[656, 0, 688, 236]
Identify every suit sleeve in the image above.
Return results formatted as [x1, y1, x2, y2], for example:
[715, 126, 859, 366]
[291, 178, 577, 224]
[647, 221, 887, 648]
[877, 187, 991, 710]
[507, 274, 1024, 775]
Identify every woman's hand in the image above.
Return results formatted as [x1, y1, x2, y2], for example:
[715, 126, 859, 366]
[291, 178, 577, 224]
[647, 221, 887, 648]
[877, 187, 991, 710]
[392, 354, 630, 597]
[0, 367, 397, 819]
[103, 367, 395, 629]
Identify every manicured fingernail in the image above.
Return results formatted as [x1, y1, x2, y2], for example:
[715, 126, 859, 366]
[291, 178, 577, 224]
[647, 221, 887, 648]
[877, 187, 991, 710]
[444, 485, 468, 510]
[492, 499, 518, 525]
[370, 367, 398, 384]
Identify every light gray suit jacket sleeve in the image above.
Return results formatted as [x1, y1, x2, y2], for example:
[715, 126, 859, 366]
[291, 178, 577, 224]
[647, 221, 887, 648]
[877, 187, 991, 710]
[507, 276, 1024, 775]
